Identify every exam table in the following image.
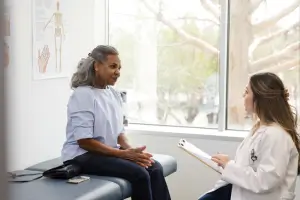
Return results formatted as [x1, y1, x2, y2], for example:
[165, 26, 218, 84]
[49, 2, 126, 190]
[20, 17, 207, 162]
[9, 154, 177, 200]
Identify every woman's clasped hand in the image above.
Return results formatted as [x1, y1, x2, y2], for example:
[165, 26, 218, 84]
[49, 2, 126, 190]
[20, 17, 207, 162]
[122, 146, 155, 168]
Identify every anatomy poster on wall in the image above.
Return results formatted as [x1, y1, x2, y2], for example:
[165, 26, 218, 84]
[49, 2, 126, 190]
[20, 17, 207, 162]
[32, 0, 70, 80]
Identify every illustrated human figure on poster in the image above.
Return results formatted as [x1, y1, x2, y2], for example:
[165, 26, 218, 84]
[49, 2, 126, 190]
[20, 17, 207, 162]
[37, 45, 50, 73]
[43, 0, 65, 73]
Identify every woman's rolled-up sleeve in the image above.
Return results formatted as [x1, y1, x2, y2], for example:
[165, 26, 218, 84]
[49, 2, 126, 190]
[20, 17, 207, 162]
[68, 88, 95, 141]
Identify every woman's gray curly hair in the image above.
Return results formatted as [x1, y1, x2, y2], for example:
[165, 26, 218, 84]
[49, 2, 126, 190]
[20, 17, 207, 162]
[70, 45, 118, 89]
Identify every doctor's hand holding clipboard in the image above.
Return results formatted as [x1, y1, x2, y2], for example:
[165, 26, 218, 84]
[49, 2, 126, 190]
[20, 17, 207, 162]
[199, 72, 300, 200]
[211, 154, 230, 168]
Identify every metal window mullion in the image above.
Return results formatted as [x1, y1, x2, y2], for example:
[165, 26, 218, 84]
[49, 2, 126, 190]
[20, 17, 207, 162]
[218, 0, 230, 132]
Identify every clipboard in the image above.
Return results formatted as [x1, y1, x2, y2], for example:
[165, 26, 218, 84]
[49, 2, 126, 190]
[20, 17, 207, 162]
[178, 139, 222, 174]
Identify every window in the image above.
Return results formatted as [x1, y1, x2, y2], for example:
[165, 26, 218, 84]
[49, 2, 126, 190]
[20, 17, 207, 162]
[108, 0, 300, 131]
[227, 0, 300, 130]
[109, 0, 220, 128]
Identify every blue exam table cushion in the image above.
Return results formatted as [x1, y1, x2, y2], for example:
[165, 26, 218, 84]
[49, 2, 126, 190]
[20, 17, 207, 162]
[25, 154, 177, 199]
[9, 170, 122, 200]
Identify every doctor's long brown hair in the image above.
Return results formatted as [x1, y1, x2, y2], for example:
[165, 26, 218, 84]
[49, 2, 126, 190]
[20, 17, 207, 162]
[250, 72, 300, 173]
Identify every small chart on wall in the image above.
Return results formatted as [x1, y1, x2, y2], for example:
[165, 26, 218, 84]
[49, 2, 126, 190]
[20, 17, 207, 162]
[32, 0, 70, 80]
[4, 0, 13, 69]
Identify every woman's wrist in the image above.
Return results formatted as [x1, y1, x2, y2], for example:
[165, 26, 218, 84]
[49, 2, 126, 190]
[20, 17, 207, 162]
[114, 149, 128, 159]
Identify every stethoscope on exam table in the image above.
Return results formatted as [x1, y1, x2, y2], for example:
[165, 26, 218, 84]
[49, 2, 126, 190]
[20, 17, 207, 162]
[251, 149, 258, 162]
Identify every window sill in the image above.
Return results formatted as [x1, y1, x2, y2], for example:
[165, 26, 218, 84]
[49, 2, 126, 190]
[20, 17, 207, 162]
[125, 124, 248, 142]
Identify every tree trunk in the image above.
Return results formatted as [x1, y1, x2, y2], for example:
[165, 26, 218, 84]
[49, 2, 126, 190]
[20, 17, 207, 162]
[227, 0, 252, 127]
[185, 93, 200, 123]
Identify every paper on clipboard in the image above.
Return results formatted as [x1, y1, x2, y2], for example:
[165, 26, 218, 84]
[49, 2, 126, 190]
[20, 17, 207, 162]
[178, 139, 222, 174]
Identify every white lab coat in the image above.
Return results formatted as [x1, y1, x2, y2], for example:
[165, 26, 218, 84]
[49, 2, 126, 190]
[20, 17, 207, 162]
[201, 124, 299, 200]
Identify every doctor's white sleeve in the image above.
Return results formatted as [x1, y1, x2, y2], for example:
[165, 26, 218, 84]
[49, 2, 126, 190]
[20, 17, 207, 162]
[221, 129, 292, 194]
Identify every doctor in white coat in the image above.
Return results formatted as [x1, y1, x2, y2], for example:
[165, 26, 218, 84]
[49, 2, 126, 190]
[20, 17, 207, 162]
[199, 72, 300, 200]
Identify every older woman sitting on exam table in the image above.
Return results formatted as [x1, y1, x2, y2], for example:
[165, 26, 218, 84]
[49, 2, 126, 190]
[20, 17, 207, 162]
[199, 72, 300, 200]
[61, 45, 171, 200]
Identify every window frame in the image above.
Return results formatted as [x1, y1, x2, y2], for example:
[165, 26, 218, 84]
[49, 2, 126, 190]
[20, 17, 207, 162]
[218, 0, 230, 132]
[105, 0, 234, 133]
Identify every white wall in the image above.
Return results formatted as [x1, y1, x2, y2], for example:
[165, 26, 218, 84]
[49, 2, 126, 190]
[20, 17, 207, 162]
[127, 132, 300, 200]
[6, 0, 97, 171]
